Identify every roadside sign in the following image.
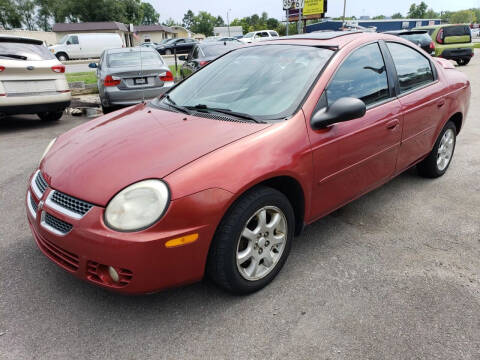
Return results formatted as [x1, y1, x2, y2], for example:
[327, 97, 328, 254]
[303, 0, 324, 16]
[283, 0, 305, 10]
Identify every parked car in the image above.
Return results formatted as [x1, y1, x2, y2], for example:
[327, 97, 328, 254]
[141, 42, 158, 48]
[203, 36, 242, 43]
[49, 33, 124, 61]
[0, 35, 71, 120]
[155, 38, 198, 55]
[28, 32, 470, 295]
[413, 24, 474, 65]
[89, 47, 173, 114]
[471, 27, 480, 38]
[239, 30, 279, 43]
[179, 42, 242, 79]
[384, 30, 435, 55]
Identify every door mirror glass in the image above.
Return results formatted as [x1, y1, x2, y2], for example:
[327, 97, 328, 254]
[88, 62, 98, 68]
[66, 41, 71, 45]
[311, 97, 366, 130]
[178, 55, 187, 61]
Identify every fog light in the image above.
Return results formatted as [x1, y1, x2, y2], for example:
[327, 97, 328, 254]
[108, 266, 120, 283]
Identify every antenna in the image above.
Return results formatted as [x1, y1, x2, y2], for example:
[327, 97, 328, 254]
[140, 44, 145, 104]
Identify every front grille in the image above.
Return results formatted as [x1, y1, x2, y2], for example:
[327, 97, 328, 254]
[35, 172, 48, 194]
[87, 261, 133, 287]
[36, 235, 79, 272]
[51, 191, 93, 216]
[44, 212, 72, 234]
[30, 193, 38, 213]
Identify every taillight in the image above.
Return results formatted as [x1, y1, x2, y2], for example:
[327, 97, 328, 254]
[51, 65, 65, 73]
[160, 71, 174, 82]
[104, 75, 121, 87]
[0, 66, 4, 72]
[436, 29, 443, 44]
[198, 60, 210, 67]
[429, 41, 435, 50]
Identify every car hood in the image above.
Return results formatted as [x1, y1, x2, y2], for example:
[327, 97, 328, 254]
[41, 104, 270, 205]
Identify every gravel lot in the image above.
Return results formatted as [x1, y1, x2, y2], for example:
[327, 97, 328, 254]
[1, 53, 479, 360]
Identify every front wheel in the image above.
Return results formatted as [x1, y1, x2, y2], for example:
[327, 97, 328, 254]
[417, 121, 457, 178]
[37, 110, 64, 121]
[56, 53, 68, 62]
[207, 186, 295, 294]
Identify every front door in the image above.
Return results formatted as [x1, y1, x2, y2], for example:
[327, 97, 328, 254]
[307, 42, 403, 220]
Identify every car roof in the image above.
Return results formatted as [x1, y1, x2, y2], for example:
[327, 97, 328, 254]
[198, 42, 240, 49]
[0, 35, 43, 45]
[270, 31, 367, 48]
[106, 46, 156, 53]
[384, 30, 428, 34]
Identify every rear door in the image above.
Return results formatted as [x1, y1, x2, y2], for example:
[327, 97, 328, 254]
[385, 42, 445, 173]
[307, 42, 403, 219]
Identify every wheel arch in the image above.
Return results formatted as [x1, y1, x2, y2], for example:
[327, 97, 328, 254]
[448, 112, 463, 135]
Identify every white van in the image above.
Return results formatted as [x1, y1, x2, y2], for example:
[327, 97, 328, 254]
[49, 33, 124, 61]
[238, 30, 280, 44]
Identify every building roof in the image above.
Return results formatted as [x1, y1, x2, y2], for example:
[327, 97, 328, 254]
[133, 24, 176, 33]
[52, 22, 129, 32]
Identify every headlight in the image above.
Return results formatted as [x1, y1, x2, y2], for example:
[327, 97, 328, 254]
[104, 180, 170, 231]
[40, 137, 56, 162]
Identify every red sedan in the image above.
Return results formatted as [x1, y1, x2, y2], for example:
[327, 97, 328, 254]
[26, 32, 470, 294]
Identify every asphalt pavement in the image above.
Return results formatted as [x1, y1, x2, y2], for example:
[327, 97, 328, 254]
[0, 54, 479, 359]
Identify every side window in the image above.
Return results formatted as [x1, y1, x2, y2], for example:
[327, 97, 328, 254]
[191, 46, 199, 59]
[327, 43, 390, 107]
[387, 42, 434, 93]
[70, 36, 79, 45]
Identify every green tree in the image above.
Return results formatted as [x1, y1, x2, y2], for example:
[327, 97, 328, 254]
[408, 1, 428, 18]
[17, 0, 36, 30]
[123, 0, 143, 25]
[190, 11, 218, 36]
[162, 17, 178, 27]
[391, 12, 403, 19]
[450, 9, 476, 24]
[424, 8, 439, 19]
[140, 2, 159, 25]
[215, 15, 224, 26]
[182, 10, 194, 30]
[372, 15, 386, 19]
[0, 0, 23, 28]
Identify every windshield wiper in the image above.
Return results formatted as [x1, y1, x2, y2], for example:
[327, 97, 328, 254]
[187, 104, 264, 123]
[0, 54, 27, 60]
[163, 94, 191, 115]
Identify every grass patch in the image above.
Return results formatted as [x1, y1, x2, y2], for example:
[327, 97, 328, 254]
[169, 65, 179, 77]
[66, 71, 97, 84]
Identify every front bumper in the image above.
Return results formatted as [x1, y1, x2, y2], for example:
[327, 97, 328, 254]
[26, 171, 232, 294]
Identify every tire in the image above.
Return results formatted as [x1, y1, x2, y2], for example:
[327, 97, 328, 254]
[165, 49, 172, 55]
[456, 58, 470, 66]
[101, 105, 115, 114]
[56, 53, 68, 62]
[37, 111, 64, 121]
[417, 121, 457, 178]
[207, 186, 295, 294]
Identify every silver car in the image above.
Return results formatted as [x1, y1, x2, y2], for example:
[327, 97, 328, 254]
[90, 47, 173, 114]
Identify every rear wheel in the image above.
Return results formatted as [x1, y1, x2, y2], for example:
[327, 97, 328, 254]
[417, 121, 456, 178]
[456, 58, 470, 66]
[207, 186, 294, 294]
[101, 105, 116, 114]
[37, 111, 64, 121]
[56, 53, 68, 62]
[165, 49, 172, 55]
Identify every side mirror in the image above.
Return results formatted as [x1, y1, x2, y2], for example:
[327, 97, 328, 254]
[178, 55, 187, 61]
[66, 41, 71, 45]
[88, 62, 98, 69]
[311, 97, 366, 130]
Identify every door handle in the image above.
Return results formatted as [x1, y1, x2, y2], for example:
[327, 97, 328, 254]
[437, 99, 446, 108]
[386, 119, 400, 130]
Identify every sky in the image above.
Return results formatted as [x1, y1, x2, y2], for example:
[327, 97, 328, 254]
[147, 0, 480, 23]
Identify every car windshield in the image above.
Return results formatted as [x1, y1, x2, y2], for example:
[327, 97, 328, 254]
[0, 41, 55, 60]
[107, 51, 163, 67]
[244, 32, 254, 38]
[154, 45, 333, 120]
[58, 35, 68, 44]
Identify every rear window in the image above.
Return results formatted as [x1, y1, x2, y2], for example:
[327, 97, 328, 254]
[107, 51, 163, 67]
[400, 33, 431, 43]
[203, 45, 237, 57]
[444, 25, 470, 37]
[0, 41, 55, 61]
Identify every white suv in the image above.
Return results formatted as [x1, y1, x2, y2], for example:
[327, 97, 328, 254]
[239, 30, 280, 44]
[0, 36, 71, 121]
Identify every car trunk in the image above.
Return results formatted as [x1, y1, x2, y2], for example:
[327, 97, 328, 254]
[109, 66, 170, 89]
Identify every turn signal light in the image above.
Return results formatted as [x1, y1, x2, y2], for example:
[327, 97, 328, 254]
[198, 61, 210, 67]
[104, 75, 121, 87]
[429, 41, 435, 50]
[165, 233, 199, 248]
[0, 66, 4, 72]
[160, 71, 174, 82]
[51, 65, 65, 73]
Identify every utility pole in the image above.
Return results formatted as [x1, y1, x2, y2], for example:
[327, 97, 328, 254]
[227, 9, 231, 37]
[342, 0, 347, 28]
